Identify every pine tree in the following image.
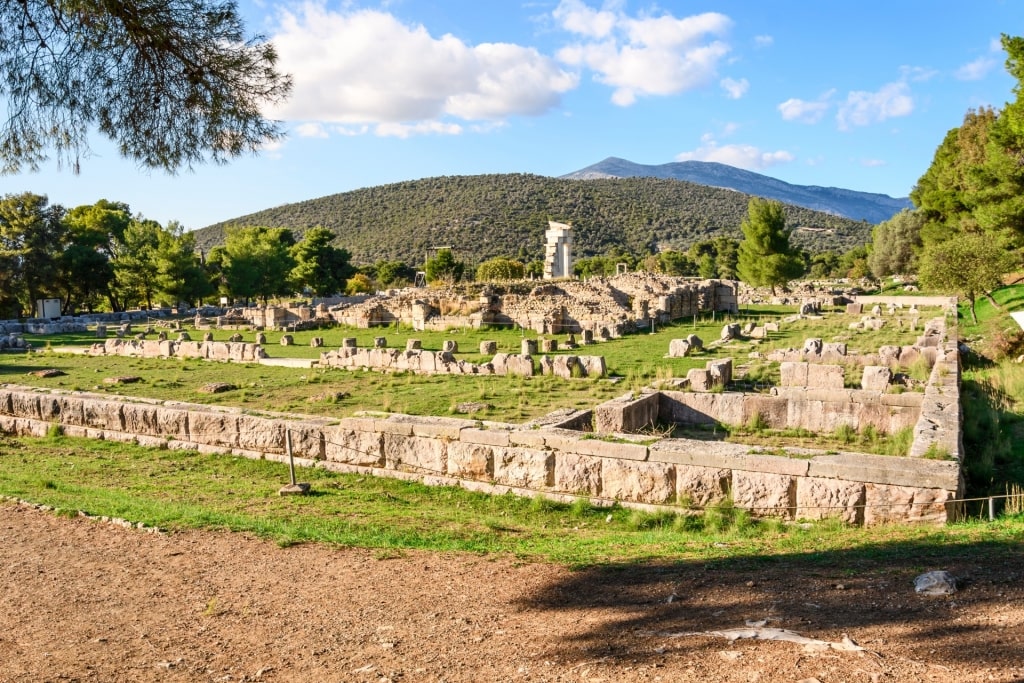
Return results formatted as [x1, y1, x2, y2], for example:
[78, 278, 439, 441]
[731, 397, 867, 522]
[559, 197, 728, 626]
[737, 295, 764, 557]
[736, 198, 803, 294]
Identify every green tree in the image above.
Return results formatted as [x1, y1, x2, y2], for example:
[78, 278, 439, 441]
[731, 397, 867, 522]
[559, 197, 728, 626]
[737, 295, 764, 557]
[154, 223, 213, 307]
[476, 257, 525, 281]
[736, 198, 803, 294]
[868, 209, 925, 277]
[697, 253, 717, 279]
[111, 218, 162, 309]
[289, 227, 354, 296]
[713, 237, 739, 280]
[0, 192, 65, 316]
[918, 233, 1016, 323]
[0, 0, 291, 173]
[220, 226, 296, 303]
[58, 200, 133, 312]
[344, 272, 374, 295]
[654, 250, 695, 276]
[424, 248, 465, 284]
[375, 260, 415, 287]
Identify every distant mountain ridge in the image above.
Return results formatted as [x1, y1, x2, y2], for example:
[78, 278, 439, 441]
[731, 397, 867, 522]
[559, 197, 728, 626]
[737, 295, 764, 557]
[561, 157, 911, 224]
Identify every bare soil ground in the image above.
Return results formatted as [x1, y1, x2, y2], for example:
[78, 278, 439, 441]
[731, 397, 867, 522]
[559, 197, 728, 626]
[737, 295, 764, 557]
[2, 502, 1022, 683]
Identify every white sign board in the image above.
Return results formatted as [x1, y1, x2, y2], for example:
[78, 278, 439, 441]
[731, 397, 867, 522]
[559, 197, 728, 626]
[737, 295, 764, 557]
[1011, 311, 1024, 331]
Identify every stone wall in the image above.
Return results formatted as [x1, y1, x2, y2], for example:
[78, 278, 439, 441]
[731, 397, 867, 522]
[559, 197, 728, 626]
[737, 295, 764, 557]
[0, 384, 960, 525]
[317, 345, 606, 378]
[87, 338, 267, 363]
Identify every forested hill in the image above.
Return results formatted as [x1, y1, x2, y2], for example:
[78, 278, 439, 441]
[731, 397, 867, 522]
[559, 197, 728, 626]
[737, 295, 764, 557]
[194, 174, 872, 266]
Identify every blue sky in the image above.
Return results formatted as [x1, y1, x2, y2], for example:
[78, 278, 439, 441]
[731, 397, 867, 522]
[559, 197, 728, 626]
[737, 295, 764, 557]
[4, 0, 1023, 230]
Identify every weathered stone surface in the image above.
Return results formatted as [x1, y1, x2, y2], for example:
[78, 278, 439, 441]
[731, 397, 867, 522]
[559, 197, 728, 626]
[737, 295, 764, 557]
[442, 340, 459, 353]
[721, 323, 741, 341]
[521, 339, 538, 356]
[803, 338, 823, 355]
[686, 368, 712, 392]
[383, 433, 446, 473]
[446, 441, 494, 480]
[593, 392, 659, 434]
[677, 465, 730, 507]
[237, 415, 284, 452]
[480, 340, 498, 355]
[846, 303, 863, 315]
[578, 356, 606, 378]
[864, 483, 953, 526]
[668, 339, 691, 357]
[806, 364, 844, 389]
[686, 334, 703, 350]
[554, 452, 603, 496]
[732, 471, 796, 519]
[861, 366, 892, 391]
[707, 359, 732, 386]
[188, 410, 239, 448]
[796, 477, 865, 524]
[602, 459, 676, 504]
[493, 447, 553, 488]
[780, 361, 809, 387]
[280, 335, 293, 346]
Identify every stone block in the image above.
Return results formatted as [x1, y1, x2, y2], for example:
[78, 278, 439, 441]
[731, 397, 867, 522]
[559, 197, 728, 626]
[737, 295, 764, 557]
[578, 356, 606, 378]
[803, 338, 823, 355]
[861, 366, 892, 391]
[668, 339, 691, 358]
[686, 368, 712, 392]
[405, 339, 421, 351]
[806, 364, 844, 389]
[602, 459, 676, 504]
[493, 447, 553, 488]
[540, 339, 557, 353]
[707, 358, 732, 386]
[677, 465, 731, 508]
[480, 340, 498, 355]
[864, 483, 953, 526]
[796, 477, 865, 524]
[442, 340, 459, 353]
[521, 339, 538, 356]
[593, 392, 659, 434]
[779, 361, 809, 387]
[236, 414, 285, 452]
[384, 432, 446, 473]
[325, 427, 384, 466]
[732, 471, 796, 519]
[685, 334, 703, 350]
[846, 303, 863, 315]
[446, 441, 494, 480]
[342, 337, 358, 348]
[554, 453, 603, 496]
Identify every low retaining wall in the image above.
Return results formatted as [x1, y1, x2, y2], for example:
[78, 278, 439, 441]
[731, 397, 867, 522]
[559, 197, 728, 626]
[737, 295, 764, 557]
[0, 384, 960, 525]
[88, 339, 266, 363]
[317, 347, 606, 378]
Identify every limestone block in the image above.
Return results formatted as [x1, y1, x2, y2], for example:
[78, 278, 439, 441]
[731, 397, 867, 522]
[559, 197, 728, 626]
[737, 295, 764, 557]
[83, 398, 123, 430]
[687, 368, 712, 392]
[878, 345, 901, 365]
[898, 346, 921, 368]
[442, 340, 459, 353]
[374, 336, 387, 348]
[480, 340, 498, 355]
[505, 354, 535, 377]
[668, 339, 691, 357]
[406, 339, 421, 351]
[806, 364, 844, 389]
[741, 395, 788, 429]
[280, 335, 293, 346]
[602, 459, 676, 504]
[796, 477, 865, 524]
[323, 426, 383, 466]
[578, 356, 606, 378]
[707, 358, 732, 386]
[310, 337, 324, 348]
[846, 303, 863, 315]
[871, 305, 882, 316]
[780, 361, 809, 387]
[686, 334, 704, 350]
[521, 339, 538, 355]
[594, 392, 659, 433]
[493, 447, 553, 489]
[864, 483, 952, 526]
[732, 471, 796, 519]
[555, 453, 603, 496]
[550, 355, 579, 379]
[803, 338, 823, 355]
[861, 366, 892, 391]
[446, 441, 494, 480]
[237, 415, 285, 453]
[581, 329, 595, 345]
[822, 342, 847, 357]
[721, 323, 741, 340]
[188, 410, 239, 448]
[677, 465, 730, 508]
[383, 432, 446, 473]
[120, 403, 161, 438]
[256, 332, 267, 345]
[749, 326, 766, 339]
[228, 333, 243, 343]
[540, 339, 558, 353]
[763, 322, 779, 333]
[341, 337, 357, 348]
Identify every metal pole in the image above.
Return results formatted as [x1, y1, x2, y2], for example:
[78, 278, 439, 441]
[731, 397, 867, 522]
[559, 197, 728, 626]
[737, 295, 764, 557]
[988, 496, 995, 521]
[286, 428, 297, 486]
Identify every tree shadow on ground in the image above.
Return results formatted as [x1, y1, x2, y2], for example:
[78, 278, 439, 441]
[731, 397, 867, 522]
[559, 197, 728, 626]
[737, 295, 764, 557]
[515, 535, 1024, 671]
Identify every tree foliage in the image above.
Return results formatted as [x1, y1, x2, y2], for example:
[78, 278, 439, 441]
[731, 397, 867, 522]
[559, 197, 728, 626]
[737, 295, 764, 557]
[0, 192, 64, 316]
[918, 233, 1017, 323]
[475, 257, 525, 281]
[289, 226, 354, 296]
[736, 198, 804, 293]
[868, 209, 925, 277]
[424, 248, 464, 284]
[0, 0, 292, 173]
[197, 175, 873, 268]
[218, 226, 296, 303]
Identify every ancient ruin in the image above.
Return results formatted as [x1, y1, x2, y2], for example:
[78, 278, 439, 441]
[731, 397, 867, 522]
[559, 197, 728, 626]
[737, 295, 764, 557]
[543, 221, 573, 280]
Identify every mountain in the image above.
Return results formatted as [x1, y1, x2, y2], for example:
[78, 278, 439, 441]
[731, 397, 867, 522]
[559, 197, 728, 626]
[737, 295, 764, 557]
[194, 174, 872, 267]
[561, 157, 911, 224]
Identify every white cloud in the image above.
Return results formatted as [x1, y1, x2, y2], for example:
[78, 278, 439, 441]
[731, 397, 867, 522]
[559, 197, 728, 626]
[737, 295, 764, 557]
[294, 122, 329, 138]
[552, 0, 618, 38]
[269, 4, 577, 135]
[754, 35, 773, 48]
[836, 81, 913, 130]
[675, 134, 794, 170]
[720, 77, 749, 99]
[554, 1, 733, 106]
[956, 55, 997, 81]
[861, 158, 886, 167]
[777, 90, 834, 124]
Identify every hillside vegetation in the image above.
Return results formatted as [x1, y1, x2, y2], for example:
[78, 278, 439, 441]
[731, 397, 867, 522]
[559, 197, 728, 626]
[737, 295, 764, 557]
[195, 174, 870, 266]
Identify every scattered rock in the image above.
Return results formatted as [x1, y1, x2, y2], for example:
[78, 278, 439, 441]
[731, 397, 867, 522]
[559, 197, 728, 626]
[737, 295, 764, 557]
[914, 570, 958, 595]
[103, 376, 142, 385]
[308, 391, 348, 403]
[454, 401, 493, 414]
[28, 368, 65, 378]
[198, 382, 237, 394]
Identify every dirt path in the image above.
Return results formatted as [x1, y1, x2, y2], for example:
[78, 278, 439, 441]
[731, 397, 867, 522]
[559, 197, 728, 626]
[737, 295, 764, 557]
[1, 502, 1022, 683]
